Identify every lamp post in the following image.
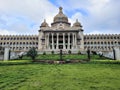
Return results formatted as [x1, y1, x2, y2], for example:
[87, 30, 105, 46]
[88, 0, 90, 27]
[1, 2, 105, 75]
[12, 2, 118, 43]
[60, 45, 63, 61]
[87, 47, 90, 61]
[112, 47, 116, 60]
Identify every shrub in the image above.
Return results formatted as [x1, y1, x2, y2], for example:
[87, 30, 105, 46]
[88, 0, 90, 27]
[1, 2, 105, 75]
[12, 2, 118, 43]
[68, 50, 71, 54]
[18, 55, 23, 59]
[51, 51, 54, 54]
[91, 51, 97, 55]
[78, 51, 81, 54]
[43, 52, 46, 55]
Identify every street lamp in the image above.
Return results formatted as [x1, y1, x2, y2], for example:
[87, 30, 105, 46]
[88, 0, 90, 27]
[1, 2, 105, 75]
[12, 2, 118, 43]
[60, 45, 63, 61]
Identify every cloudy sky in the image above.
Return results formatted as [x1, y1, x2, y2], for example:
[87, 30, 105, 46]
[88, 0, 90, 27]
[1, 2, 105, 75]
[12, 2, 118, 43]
[0, 0, 120, 35]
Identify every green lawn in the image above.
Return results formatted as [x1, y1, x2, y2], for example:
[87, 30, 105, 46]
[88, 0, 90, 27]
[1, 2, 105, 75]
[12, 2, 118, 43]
[0, 60, 120, 90]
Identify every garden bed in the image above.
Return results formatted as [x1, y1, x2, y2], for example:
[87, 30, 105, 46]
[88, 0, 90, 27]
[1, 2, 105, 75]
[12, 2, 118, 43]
[33, 59, 90, 64]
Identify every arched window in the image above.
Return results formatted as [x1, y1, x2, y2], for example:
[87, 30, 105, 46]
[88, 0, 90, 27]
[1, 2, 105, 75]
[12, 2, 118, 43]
[13, 42, 15, 45]
[111, 42, 113, 45]
[7, 42, 9, 44]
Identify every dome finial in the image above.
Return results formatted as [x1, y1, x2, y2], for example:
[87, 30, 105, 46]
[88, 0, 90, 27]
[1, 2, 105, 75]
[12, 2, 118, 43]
[40, 19, 49, 27]
[59, 6, 63, 14]
[73, 19, 82, 27]
[44, 19, 46, 22]
[76, 19, 78, 22]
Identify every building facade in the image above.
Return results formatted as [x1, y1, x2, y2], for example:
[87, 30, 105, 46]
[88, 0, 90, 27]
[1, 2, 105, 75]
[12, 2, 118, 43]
[0, 7, 120, 53]
[38, 7, 84, 53]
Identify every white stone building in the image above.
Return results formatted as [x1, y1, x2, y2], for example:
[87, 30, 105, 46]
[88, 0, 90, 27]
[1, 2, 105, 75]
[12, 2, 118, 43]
[38, 7, 84, 53]
[0, 7, 120, 53]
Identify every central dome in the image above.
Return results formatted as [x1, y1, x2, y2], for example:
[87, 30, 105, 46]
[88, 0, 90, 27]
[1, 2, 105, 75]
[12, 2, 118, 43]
[53, 7, 68, 23]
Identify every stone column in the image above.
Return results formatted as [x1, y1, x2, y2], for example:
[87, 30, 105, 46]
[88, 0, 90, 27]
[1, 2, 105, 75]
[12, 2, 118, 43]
[4, 46, 10, 61]
[52, 33, 54, 50]
[72, 33, 75, 49]
[45, 33, 47, 49]
[114, 46, 120, 60]
[63, 33, 66, 49]
[75, 33, 77, 49]
[68, 33, 70, 49]
[106, 42, 108, 51]
[56, 33, 59, 49]
[47, 33, 50, 49]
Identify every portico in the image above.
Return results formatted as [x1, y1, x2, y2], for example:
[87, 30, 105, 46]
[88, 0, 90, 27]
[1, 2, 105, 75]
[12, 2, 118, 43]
[44, 31, 78, 50]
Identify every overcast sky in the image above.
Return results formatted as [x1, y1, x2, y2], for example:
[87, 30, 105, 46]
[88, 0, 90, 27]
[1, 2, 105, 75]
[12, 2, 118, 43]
[0, 0, 120, 35]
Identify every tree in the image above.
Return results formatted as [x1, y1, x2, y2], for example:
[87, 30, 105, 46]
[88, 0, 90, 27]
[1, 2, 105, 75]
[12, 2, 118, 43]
[27, 47, 37, 61]
[68, 50, 71, 54]
[51, 50, 54, 54]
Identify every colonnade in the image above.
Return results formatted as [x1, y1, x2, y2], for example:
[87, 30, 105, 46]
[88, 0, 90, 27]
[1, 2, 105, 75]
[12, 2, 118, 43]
[44, 32, 78, 50]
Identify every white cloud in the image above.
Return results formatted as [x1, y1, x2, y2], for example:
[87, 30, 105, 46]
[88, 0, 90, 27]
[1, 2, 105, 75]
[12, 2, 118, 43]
[56, 0, 120, 34]
[0, 0, 57, 34]
[0, 0, 120, 35]
[0, 29, 17, 35]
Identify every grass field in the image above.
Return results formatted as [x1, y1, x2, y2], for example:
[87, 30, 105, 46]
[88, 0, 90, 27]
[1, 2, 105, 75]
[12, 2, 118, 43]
[0, 60, 120, 90]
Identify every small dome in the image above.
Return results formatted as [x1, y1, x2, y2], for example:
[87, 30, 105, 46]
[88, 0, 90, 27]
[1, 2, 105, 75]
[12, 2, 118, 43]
[40, 19, 49, 27]
[53, 7, 68, 23]
[73, 19, 82, 27]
